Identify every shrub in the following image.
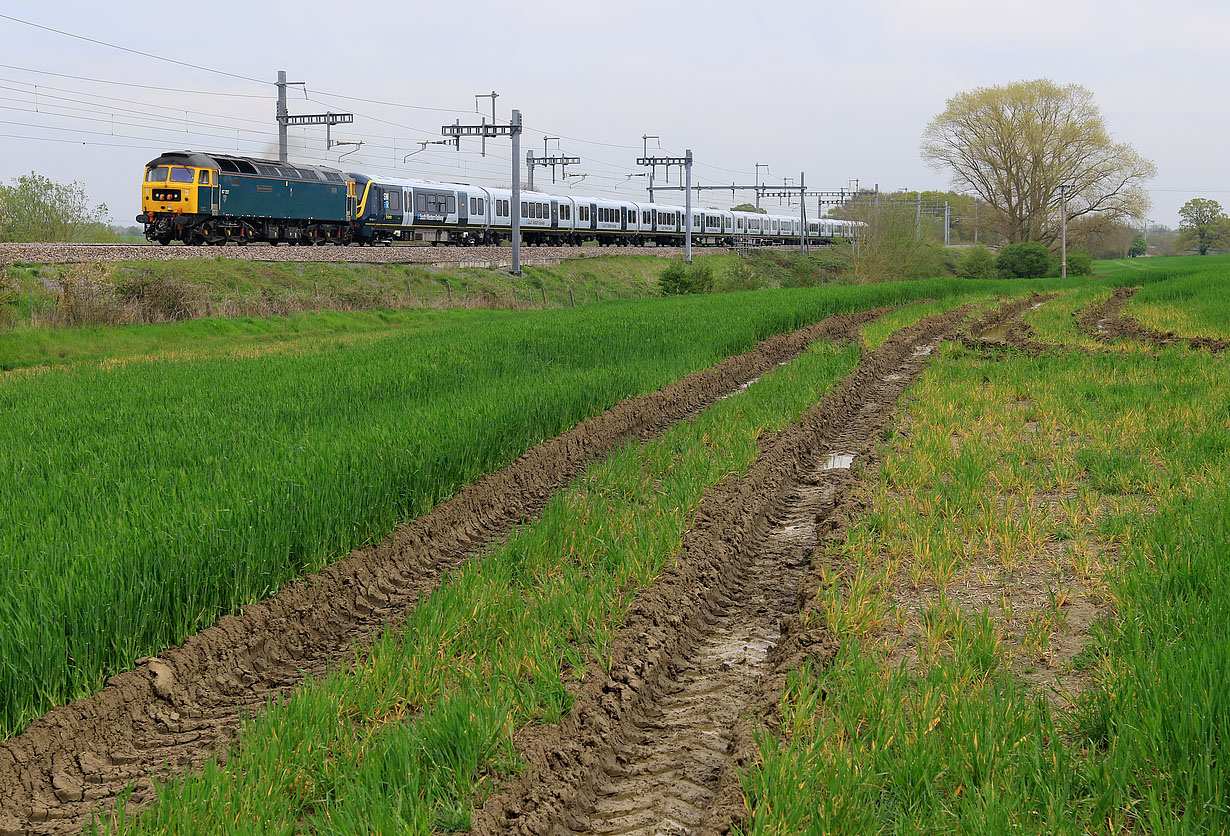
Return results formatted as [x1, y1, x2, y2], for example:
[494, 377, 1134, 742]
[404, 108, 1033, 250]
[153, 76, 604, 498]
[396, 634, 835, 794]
[659, 261, 713, 295]
[115, 274, 205, 321]
[1066, 248, 1094, 276]
[996, 241, 1054, 278]
[957, 245, 998, 279]
[716, 260, 765, 292]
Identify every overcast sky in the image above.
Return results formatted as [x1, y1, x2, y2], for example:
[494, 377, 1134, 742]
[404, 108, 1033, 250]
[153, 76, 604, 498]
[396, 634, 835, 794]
[0, 0, 1224, 228]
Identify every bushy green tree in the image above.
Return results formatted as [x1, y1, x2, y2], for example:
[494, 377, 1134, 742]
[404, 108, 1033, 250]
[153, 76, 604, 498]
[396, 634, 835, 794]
[1066, 249, 1094, 276]
[1176, 198, 1230, 255]
[1129, 235, 1147, 257]
[996, 241, 1054, 278]
[957, 245, 997, 279]
[0, 172, 110, 242]
[659, 261, 713, 295]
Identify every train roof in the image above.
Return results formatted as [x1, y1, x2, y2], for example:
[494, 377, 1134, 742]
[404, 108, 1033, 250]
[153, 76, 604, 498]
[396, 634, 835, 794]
[146, 151, 346, 181]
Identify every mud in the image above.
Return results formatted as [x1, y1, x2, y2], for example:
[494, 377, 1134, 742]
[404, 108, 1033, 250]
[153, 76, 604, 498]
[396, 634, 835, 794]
[960, 292, 1058, 355]
[0, 305, 895, 836]
[1075, 286, 1229, 352]
[471, 305, 973, 836]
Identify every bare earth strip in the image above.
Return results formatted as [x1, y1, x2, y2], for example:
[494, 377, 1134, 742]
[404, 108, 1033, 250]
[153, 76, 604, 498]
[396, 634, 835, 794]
[467, 302, 1038, 836]
[0, 305, 893, 836]
[1075, 286, 1228, 352]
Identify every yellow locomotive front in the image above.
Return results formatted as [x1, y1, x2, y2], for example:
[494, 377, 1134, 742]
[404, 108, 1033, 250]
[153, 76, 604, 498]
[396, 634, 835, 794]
[138, 152, 219, 244]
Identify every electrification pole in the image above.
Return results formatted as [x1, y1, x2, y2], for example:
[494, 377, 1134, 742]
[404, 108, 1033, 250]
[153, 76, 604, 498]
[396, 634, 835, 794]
[944, 201, 950, 246]
[685, 150, 693, 263]
[799, 171, 806, 255]
[277, 71, 288, 162]
[755, 163, 769, 211]
[638, 149, 693, 262]
[442, 108, 524, 274]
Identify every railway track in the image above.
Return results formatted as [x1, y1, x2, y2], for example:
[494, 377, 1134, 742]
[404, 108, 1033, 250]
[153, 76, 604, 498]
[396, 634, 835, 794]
[0, 242, 761, 266]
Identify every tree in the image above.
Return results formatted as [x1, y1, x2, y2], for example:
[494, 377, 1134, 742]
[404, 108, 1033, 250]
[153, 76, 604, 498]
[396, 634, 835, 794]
[0, 172, 110, 243]
[730, 203, 766, 214]
[1129, 235, 1147, 257]
[1176, 198, 1230, 255]
[921, 79, 1156, 247]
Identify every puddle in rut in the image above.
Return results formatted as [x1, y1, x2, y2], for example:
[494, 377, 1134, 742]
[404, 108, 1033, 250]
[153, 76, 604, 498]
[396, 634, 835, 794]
[822, 453, 856, 470]
[979, 321, 1012, 342]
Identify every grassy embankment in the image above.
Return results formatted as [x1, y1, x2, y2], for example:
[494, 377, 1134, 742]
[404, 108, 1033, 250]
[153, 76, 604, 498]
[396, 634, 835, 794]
[95, 305, 895, 834]
[1, 278, 986, 739]
[738, 275, 1230, 833]
[0, 249, 847, 337]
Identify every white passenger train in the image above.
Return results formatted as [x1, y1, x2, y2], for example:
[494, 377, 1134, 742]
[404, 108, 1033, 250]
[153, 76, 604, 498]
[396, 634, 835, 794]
[348, 172, 858, 247]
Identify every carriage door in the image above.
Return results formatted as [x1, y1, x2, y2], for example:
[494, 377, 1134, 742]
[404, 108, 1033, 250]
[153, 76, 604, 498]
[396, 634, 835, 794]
[550, 200, 558, 229]
[458, 191, 469, 228]
[621, 207, 627, 232]
[590, 203, 598, 231]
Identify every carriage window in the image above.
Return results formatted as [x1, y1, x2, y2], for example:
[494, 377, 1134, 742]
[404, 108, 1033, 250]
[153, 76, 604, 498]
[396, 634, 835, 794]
[521, 201, 527, 216]
[447, 195, 456, 213]
[385, 190, 401, 211]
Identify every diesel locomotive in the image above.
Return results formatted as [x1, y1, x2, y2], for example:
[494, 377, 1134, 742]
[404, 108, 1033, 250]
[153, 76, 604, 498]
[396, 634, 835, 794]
[138, 151, 858, 247]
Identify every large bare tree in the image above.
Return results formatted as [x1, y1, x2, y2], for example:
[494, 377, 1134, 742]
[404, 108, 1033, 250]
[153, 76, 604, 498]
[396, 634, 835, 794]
[921, 79, 1156, 246]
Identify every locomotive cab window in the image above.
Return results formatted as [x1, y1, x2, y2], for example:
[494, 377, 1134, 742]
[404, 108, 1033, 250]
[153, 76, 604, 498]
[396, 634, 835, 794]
[198, 170, 211, 184]
[169, 168, 194, 183]
[146, 167, 169, 182]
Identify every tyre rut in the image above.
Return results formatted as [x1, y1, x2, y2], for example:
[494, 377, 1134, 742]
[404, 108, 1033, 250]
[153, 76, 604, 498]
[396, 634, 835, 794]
[0, 306, 894, 836]
[473, 303, 981, 836]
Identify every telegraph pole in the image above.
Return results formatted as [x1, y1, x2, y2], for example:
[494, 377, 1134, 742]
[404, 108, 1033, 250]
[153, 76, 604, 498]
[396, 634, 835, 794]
[1060, 185, 1069, 278]
[443, 108, 524, 275]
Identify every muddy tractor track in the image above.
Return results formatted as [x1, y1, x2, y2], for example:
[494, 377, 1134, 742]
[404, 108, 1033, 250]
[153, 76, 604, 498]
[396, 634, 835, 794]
[471, 302, 1017, 836]
[962, 292, 1059, 355]
[1076, 287, 1229, 352]
[0, 306, 896, 836]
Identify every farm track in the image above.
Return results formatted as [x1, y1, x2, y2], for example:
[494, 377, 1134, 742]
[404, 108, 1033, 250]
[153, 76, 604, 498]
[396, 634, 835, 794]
[1075, 286, 1229, 352]
[470, 301, 1033, 836]
[0, 242, 747, 266]
[0, 304, 896, 836]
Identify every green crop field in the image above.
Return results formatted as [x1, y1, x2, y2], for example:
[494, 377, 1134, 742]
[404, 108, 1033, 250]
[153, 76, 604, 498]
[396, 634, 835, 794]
[738, 269, 1230, 834]
[5, 256, 1227, 835]
[0, 275, 1036, 739]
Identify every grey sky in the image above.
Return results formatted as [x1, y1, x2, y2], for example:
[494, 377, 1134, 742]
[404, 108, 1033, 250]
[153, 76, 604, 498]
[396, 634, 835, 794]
[0, 0, 1223, 229]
